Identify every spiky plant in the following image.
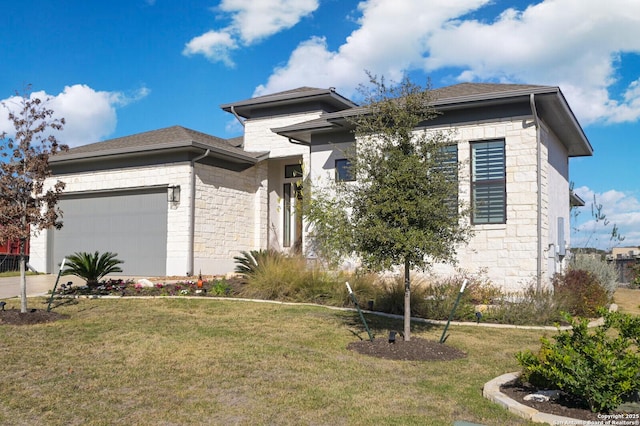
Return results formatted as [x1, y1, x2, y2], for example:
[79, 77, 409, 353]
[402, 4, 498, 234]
[233, 249, 283, 277]
[61, 251, 124, 287]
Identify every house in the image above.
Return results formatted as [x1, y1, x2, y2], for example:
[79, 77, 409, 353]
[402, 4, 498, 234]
[30, 83, 592, 291]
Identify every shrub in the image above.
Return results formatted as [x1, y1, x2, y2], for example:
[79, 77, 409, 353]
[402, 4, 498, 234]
[516, 311, 640, 413]
[553, 269, 610, 317]
[630, 263, 640, 289]
[569, 253, 618, 296]
[61, 251, 124, 287]
[486, 284, 563, 326]
[373, 275, 430, 317]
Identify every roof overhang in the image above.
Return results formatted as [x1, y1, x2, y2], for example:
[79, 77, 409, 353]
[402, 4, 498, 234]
[272, 86, 593, 158]
[50, 140, 268, 167]
[221, 88, 358, 119]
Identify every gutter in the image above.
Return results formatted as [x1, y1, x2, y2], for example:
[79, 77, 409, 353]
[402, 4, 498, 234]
[188, 149, 210, 276]
[530, 94, 543, 293]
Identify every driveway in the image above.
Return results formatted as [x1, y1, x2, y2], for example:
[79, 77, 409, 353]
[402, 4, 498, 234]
[0, 274, 87, 299]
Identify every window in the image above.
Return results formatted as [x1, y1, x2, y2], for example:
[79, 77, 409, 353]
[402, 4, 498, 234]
[471, 140, 506, 224]
[283, 183, 293, 247]
[284, 164, 303, 179]
[283, 164, 303, 251]
[335, 159, 355, 182]
[436, 144, 458, 213]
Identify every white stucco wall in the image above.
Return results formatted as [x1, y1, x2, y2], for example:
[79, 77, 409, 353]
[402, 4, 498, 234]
[30, 162, 192, 275]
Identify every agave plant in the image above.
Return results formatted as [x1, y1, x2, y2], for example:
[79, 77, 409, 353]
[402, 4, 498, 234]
[61, 251, 124, 287]
[233, 249, 282, 277]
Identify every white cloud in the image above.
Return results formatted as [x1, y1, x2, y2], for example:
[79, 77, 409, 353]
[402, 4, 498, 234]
[183, 30, 237, 66]
[255, 0, 640, 125]
[254, 0, 490, 97]
[183, 0, 318, 65]
[0, 84, 150, 148]
[221, 0, 319, 44]
[571, 186, 640, 250]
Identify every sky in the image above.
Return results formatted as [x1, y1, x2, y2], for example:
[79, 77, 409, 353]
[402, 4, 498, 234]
[1, 0, 639, 250]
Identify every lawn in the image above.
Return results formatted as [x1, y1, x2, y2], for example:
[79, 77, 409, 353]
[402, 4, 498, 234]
[613, 287, 640, 315]
[0, 297, 545, 425]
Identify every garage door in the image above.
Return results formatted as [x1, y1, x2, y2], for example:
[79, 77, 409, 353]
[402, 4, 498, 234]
[50, 188, 168, 276]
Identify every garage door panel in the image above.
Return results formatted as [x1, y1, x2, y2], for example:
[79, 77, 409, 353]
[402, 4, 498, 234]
[52, 189, 168, 276]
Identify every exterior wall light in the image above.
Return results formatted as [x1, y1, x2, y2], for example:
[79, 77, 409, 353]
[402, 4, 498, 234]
[168, 185, 181, 203]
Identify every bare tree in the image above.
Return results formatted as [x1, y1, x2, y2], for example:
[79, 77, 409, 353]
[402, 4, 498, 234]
[0, 87, 67, 312]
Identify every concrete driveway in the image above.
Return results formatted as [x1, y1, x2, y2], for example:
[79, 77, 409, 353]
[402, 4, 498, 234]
[0, 274, 88, 300]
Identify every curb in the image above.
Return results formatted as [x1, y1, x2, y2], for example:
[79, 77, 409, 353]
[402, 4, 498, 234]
[483, 372, 586, 425]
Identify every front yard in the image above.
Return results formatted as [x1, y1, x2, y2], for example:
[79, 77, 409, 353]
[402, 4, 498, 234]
[0, 297, 543, 425]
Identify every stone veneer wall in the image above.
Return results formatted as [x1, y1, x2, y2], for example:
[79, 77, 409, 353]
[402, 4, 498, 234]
[307, 116, 565, 292]
[430, 118, 554, 292]
[192, 161, 268, 275]
[29, 162, 192, 275]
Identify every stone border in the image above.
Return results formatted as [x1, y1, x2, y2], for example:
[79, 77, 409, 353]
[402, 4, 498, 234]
[483, 372, 584, 425]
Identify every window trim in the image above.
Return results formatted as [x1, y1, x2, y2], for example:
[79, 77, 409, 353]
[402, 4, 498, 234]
[470, 139, 506, 225]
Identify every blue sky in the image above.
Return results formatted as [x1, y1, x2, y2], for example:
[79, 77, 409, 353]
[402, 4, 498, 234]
[1, 0, 639, 250]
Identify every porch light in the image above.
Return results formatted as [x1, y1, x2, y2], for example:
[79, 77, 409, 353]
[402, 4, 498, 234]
[168, 185, 181, 203]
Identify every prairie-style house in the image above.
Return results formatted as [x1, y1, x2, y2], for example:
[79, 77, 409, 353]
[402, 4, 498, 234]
[30, 83, 592, 291]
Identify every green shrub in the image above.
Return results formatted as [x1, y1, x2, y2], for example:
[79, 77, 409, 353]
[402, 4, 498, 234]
[569, 253, 618, 296]
[516, 311, 640, 413]
[61, 251, 124, 287]
[553, 269, 610, 317]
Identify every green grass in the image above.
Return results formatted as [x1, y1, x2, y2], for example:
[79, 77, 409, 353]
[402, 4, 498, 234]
[0, 297, 546, 425]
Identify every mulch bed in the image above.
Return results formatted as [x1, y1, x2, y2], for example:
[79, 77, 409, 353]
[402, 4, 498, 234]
[0, 308, 68, 325]
[348, 336, 467, 361]
[500, 378, 604, 421]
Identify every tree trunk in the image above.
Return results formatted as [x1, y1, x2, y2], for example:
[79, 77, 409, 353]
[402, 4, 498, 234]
[19, 238, 27, 313]
[404, 257, 411, 341]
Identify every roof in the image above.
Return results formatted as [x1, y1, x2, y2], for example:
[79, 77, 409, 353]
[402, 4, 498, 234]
[51, 125, 267, 165]
[220, 87, 358, 119]
[272, 82, 593, 157]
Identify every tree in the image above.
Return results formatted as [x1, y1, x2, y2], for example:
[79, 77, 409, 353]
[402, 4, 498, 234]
[0, 87, 67, 313]
[306, 74, 472, 340]
[61, 251, 124, 287]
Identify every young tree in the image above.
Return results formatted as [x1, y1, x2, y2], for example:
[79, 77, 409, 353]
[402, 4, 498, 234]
[0, 88, 67, 312]
[306, 74, 472, 340]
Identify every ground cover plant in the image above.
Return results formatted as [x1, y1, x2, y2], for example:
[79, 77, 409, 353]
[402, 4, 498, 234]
[0, 297, 543, 425]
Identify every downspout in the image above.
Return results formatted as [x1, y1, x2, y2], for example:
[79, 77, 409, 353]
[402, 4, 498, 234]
[530, 93, 543, 293]
[188, 149, 210, 276]
[230, 106, 245, 148]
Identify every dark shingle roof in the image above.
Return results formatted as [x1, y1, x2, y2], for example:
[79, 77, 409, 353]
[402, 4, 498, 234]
[53, 125, 266, 163]
[430, 82, 549, 100]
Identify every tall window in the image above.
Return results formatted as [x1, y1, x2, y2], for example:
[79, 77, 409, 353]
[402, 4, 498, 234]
[283, 164, 303, 250]
[471, 140, 506, 224]
[335, 159, 355, 182]
[436, 144, 458, 214]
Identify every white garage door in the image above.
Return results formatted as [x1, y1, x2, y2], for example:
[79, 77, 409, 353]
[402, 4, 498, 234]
[50, 188, 168, 276]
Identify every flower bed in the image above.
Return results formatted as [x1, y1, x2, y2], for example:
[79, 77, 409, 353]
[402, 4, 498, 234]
[56, 277, 245, 297]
